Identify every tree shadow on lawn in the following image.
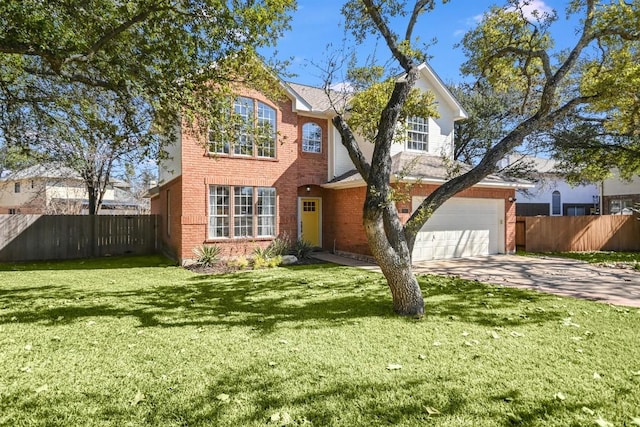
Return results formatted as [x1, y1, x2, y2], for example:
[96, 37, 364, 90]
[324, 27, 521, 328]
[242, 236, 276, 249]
[0, 254, 175, 271]
[1, 264, 563, 331]
[418, 274, 565, 328]
[136, 361, 602, 427]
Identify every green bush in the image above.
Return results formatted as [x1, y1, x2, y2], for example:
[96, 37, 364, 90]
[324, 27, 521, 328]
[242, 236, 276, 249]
[227, 256, 249, 270]
[252, 253, 282, 269]
[192, 245, 221, 267]
[266, 233, 292, 257]
[292, 238, 314, 259]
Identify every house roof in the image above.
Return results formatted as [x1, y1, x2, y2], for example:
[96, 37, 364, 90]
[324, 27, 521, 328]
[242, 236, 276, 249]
[503, 154, 558, 174]
[283, 62, 468, 120]
[324, 152, 533, 189]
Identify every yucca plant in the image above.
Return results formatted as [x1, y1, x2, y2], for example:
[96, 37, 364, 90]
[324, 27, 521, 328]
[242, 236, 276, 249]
[193, 245, 221, 267]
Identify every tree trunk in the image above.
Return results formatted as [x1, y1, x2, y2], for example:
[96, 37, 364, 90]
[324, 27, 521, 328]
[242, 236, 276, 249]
[363, 202, 424, 317]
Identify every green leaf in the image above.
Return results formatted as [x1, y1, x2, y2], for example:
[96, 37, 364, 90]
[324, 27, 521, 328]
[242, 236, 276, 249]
[553, 392, 566, 401]
[130, 391, 145, 406]
[595, 416, 613, 427]
[581, 407, 594, 415]
[425, 406, 441, 416]
[216, 393, 230, 403]
[386, 363, 402, 370]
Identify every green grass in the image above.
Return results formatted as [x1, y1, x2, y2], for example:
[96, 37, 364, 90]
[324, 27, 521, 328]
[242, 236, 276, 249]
[1, 255, 639, 426]
[519, 250, 640, 269]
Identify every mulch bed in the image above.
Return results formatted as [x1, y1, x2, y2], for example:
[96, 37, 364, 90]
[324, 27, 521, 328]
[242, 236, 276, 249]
[184, 256, 327, 275]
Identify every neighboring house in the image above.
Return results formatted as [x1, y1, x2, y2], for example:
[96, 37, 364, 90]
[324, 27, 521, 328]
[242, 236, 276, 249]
[501, 155, 600, 216]
[0, 164, 147, 215]
[150, 63, 531, 263]
[601, 171, 640, 215]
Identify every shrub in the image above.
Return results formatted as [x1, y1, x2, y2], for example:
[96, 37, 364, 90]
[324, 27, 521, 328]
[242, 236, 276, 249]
[227, 256, 249, 270]
[252, 252, 283, 269]
[193, 245, 221, 267]
[292, 239, 314, 259]
[266, 233, 292, 257]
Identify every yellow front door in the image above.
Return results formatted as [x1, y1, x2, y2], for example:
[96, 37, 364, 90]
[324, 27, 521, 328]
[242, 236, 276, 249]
[301, 198, 320, 246]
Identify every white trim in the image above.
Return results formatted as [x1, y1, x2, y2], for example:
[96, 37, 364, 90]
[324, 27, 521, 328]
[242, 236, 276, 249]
[322, 176, 535, 191]
[297, 196, 322, 246]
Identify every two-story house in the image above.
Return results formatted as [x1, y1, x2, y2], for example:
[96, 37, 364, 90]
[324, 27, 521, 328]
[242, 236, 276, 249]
[150, 63, 528, 263]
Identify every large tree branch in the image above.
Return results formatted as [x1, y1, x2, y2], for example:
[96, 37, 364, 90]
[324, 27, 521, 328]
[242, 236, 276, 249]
[332, 115, 371, 181]
[405, 0, 434, 42]
[361, 0, 413, 71]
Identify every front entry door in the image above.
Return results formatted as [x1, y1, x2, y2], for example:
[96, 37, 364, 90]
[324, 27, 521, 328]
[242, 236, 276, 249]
[300, 198, 321, 246]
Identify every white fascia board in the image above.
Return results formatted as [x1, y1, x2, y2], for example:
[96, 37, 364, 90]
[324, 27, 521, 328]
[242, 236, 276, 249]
[322, 175, 534, 190]
[279, 81, 314, 113]
[417, 63, 468, 121]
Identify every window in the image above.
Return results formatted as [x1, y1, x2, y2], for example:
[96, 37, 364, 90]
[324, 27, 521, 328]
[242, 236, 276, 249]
[256, 102, 276, 157]
[209, 186, 230, 238]
[302, 123, 322, 153]
[208, 185, 276, 239]
[610, 199, 633, 215]
[257, 188, 276, 237]
[551, 190, 561, 215]
[14, 182, 21, 193]
[209, 97, 277, 158]
[566, 205, 586, 216]
[234, 186, 253, 237]
[8, 208, 16, 215]
[406, 116, 429, 152]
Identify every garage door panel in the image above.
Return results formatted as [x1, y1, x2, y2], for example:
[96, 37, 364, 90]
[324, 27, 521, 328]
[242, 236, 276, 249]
[412, 197, 504, 261]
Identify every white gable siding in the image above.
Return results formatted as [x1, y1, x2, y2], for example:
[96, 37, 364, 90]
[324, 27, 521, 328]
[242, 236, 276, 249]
[159, 124, 182, 184]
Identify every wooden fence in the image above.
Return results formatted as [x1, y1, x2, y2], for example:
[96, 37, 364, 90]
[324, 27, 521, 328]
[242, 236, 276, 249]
[0, 214, 160, 262]
[516, 215, 640, 253]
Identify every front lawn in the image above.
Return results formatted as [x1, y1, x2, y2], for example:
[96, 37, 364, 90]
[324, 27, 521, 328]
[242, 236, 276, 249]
[1, 256, 639, 426]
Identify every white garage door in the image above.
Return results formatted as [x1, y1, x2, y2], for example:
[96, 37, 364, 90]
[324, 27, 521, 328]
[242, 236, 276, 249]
[412, 197, 505, 262]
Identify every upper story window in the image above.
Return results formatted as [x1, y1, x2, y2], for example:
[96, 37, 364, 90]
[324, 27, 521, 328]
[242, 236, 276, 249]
[302, 123, 322, 153]
[209, 96, 277, 159]
[14, 182, 21, 193]
[406, 116, 429, 152]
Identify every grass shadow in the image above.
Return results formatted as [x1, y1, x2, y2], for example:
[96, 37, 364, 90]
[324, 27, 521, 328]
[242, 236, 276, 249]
[0, 254, 176, 271]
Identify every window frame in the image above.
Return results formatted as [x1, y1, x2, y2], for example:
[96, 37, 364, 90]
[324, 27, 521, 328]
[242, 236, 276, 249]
[208, 96, 277, 159]
[406, 116, 429, 152]
[302, 122, 322, 153]
[207, 185, 277, 240]
[14, 182, 21, 193]
[209, 186, 230, 238]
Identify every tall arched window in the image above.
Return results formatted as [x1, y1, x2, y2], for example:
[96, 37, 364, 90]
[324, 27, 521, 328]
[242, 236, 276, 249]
[302, 123, 322, 153]
[552, 190, 561, 215]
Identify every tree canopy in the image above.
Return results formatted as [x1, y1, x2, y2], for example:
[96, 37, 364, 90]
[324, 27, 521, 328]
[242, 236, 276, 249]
[0, 0, 295, 212]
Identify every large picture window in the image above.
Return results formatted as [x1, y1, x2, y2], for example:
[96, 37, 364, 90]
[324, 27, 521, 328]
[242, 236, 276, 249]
[302, 123, 322, 153]
[209, 97, 276, 158]
[406, 116, 429, 152]
[208, 185, 276, 239]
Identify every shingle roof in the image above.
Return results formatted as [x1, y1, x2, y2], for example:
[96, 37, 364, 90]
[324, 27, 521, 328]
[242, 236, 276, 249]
[286, 82, 348, 112]
[326, 152, 531, 188]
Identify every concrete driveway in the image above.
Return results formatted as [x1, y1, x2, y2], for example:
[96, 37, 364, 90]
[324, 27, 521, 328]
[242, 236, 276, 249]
[413, 255, 640, 308]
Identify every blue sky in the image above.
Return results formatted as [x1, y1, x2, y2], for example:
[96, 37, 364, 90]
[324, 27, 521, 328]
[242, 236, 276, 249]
[262, 0, 576, 87]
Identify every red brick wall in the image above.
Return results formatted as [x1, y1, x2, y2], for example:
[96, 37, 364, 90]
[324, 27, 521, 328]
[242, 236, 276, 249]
[155, 86, 331, 262]
[323, 183, 517, 256]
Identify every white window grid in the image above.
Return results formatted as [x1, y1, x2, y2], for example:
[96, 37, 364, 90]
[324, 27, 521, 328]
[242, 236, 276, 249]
[257, 102, 276, 158]
[234, 97, 254, 156]
[406, 116, 429, 152]
[234, 186, 254, 238]
[302, 123, 322, 153]
[209, 186, 230, 238]
[257, 187, 276, 237]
